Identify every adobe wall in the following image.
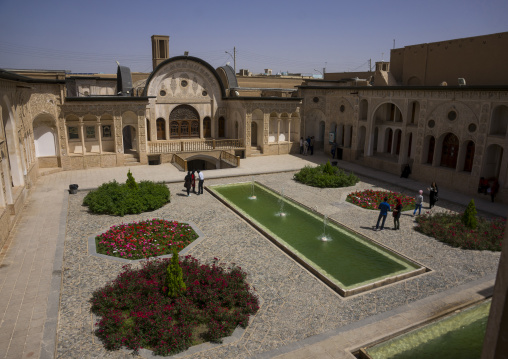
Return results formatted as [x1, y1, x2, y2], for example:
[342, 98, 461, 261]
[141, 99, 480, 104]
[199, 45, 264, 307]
[390, 32, 508, 86]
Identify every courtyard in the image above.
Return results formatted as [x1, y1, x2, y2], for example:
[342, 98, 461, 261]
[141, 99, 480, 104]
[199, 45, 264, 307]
[0, 153, 505, 359]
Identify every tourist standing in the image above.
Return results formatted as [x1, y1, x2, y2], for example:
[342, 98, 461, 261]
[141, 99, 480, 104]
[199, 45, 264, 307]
[303, 139, 309, 155]
[413, 190, 424, 216]
[191, 170, 196, 194]
[393, 198, 402, 230]
[184, 171, 192, 197]
[375, 197, 391, 230]
[331, 142, 337, 159]
[197, 169, 205, 195]
[299, 137, 304, 154]
[428, 182, 438, 208]
[310, 136, 315, 155]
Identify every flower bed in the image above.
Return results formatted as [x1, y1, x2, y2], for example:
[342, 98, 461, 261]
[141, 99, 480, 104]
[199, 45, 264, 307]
[95, 219, 198, 259]
[90, 257, 259, 356]
[415, 212, 505, 251]
[346, 189, 415, 211]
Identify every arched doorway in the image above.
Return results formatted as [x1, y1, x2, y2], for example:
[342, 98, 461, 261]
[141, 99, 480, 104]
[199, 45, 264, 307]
[440, 133, 459, 169]
[123, 126, 136, 152]
[203, 117, 211, 138]
[33, 116, 58, 157]
[218, 117, 225, 138]
[251, 122, 258, 146]
[156, 118, 166, 140]
[482, 144, 504, 179]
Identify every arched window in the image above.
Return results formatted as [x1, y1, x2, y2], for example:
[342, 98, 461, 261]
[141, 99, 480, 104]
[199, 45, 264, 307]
[463, 141, 475, 172]
[386, 129, 393, 153]
[169, 105, 200, 138]
[490, 105, 508, 136]
[156, 118, 166, 140]
[440, 133, 459, 169]
[146, 119, 151, 141]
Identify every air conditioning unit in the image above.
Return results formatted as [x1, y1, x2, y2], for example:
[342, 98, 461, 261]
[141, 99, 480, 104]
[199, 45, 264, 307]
[458, 78, 466, 86]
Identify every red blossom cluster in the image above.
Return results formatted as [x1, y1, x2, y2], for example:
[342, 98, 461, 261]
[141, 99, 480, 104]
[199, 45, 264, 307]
[95, 219, 198, 260]
[346, 189, 415, 211]
[90, 257, 259, 356]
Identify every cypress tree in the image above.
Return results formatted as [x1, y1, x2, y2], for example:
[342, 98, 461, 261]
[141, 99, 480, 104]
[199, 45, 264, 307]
[461, 199, 478, 230]
[166, 247, 186, 298]
[126, 169, 138, 190]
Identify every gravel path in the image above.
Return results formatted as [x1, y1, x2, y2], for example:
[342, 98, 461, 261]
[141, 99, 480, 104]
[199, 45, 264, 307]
[57, 172, 500, 358]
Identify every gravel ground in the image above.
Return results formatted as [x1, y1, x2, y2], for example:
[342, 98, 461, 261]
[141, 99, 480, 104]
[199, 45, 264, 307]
[57, 172, 500, 358]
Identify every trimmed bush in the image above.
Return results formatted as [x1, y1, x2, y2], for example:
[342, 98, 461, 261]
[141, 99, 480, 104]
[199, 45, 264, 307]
[83, 175, 170, 216]
[90, 256, 259, 356]
[293, 161, 359, 188]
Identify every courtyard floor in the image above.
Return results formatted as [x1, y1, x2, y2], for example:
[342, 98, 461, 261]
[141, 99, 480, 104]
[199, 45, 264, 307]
[0, 153, 506, 359]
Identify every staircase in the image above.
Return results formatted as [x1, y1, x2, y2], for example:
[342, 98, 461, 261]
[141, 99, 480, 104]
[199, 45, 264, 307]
[124, 152, 140, 165]
[250, 146, 262, 156]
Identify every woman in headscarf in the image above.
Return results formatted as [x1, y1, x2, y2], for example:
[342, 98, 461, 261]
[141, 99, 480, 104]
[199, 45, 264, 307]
[184, 171, 192, 197]
[393, 198, 402, 230]
[428, 182, 438, 208]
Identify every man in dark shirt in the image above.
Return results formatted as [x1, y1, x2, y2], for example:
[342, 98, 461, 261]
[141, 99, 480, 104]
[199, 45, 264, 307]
[375, 197, 391, 230]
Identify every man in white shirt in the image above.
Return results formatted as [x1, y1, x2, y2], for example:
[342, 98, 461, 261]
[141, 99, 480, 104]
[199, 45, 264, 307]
[197, 170, 204, 195]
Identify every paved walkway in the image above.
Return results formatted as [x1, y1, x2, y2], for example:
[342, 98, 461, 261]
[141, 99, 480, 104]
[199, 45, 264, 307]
[0, 153, 505, 359]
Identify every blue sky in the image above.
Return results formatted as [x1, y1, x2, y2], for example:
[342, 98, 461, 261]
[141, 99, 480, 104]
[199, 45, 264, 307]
[0, 0, 506, 75]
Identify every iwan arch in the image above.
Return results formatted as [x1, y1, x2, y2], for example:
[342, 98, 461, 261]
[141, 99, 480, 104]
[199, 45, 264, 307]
[1, 31, 508, 247]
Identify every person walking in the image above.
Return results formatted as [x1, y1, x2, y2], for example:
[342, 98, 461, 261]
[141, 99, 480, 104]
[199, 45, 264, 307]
[413, 190, 424, 216]
[375, 196, 391, 230]
[299, 137, 304, 154]
[191, 170, 196, 194]
[197, 169, 205, 195]
[428, 182, 438, 208]
[310, 136, 315, 155]
[184, 171, 192, 197]
[393, 198, 402, 230]
[331, 142, 337, 159]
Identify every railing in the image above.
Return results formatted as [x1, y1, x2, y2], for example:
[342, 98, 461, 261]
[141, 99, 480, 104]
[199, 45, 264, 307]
[148, 139, 244, 154]
[173, 154, 187, 172]
[220, 151, 240, 167]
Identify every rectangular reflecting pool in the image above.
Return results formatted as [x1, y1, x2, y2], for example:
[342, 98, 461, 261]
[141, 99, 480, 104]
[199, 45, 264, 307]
[363, 300, 491, 359]
[209, 182, 426, 296]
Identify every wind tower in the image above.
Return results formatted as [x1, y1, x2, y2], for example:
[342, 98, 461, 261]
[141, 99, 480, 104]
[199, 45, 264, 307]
[151, 35, 169, 70]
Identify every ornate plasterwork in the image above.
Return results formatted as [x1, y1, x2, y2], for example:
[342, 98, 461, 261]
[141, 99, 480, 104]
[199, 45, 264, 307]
[146, 60, 221, 104]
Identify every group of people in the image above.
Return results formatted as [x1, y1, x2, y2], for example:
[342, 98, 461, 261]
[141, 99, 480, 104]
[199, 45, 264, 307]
[184, 170, 204, 196]
[478, 177, 500, 202]
[375, 182, 439, 231]
[299, 136, 315, 156]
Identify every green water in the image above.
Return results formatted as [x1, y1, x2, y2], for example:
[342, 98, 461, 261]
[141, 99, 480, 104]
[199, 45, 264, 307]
[211, 182, 419, 289]
[367, 301, 491, 359]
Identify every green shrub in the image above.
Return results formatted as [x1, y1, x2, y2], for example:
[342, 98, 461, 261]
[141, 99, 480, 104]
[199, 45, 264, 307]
[83, 173, 170, 216]
[166, 247, 186, 298]
[462, 199, 478, 229]
[293, 161, 359, 188]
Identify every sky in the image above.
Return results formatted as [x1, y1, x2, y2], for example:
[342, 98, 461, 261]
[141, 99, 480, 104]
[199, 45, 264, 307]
[0, 0, 507, 76]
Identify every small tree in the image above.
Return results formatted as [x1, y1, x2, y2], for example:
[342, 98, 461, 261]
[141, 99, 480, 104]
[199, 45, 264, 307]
[322, 161, 335, 176]
[126, 169, 138, 190]
[462, 199, 478, 230]
[166, 247, 186, 298]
